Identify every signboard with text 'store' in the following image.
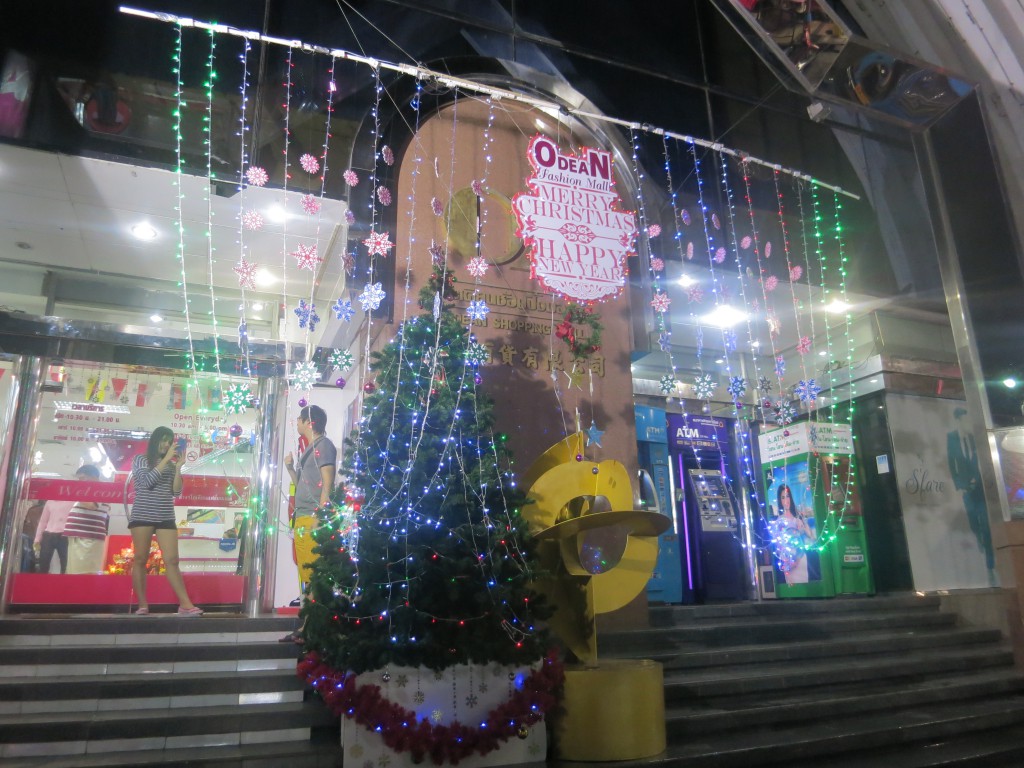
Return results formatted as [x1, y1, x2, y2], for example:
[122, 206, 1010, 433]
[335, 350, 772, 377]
[512, 135, 637, 302]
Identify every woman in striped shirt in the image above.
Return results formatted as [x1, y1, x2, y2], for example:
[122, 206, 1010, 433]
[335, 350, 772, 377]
[129, 426, 202, 616]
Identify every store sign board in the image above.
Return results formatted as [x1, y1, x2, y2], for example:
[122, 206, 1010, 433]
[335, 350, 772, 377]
[29, 476, 249, 506]
[512, 134, 636, 302]
[758, 422, 854, 463]
[668, 414, 730, 451]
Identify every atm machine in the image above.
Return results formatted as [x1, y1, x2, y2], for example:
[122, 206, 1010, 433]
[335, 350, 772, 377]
[635, 405, 683, 604]
[667, 413, 747, 602]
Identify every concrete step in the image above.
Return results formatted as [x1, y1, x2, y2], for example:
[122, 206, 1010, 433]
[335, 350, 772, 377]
[647, 594, 942, 626]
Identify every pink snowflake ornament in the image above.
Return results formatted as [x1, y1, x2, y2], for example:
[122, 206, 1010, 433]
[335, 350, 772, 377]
[650, 292, 671, 313]
[301, 194, 320, 215]
[711, 212, 721, 230]
[291, 243, 321, 272]
[765, 275, 779, 292]
[789, 265, 803, 281]
[740, 235, 752, 249]
[471, 180, 484, 198]
[233, 258, 257, 290]
[680, 208, 691, 225]
[714, 247, 727, 263]
[245, 166, 268, 187]
[797, 336, 812, 355]
[377, 186, 392, 206]
[343, 169, 359, 187]
[765, 241, 772, 258]
[299, 153, 320, 174]
[686, 242, 694, 260]
[467, 256, 489, 278]
[382, 145, 394, 166]
[687, 286, 704, 303]
[344, 210, 356, 226]
[648, 224, 662, 238]
[428, 242, 444, 265]
[431, 197, 444, 216]
[650, 257, 665, 272]
[363, 230, 394, 257]
[241, 210, 264, 231]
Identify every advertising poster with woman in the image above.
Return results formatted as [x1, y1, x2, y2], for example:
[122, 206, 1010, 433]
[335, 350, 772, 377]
[766, 460, 820, 585]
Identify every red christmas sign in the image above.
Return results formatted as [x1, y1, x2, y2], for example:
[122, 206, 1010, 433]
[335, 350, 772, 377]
[512, 134, 637, 302]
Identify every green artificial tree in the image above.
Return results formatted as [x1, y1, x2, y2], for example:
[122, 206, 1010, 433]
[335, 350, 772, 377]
[301, 266, 552, 674]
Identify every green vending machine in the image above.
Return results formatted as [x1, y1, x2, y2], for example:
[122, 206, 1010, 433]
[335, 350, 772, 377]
[757, 422, 874, 599]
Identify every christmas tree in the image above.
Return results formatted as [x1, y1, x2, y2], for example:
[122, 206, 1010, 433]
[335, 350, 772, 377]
[301, 267, 552, 673]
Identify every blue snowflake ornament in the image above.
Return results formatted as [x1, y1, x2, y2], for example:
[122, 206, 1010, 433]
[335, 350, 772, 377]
[466, 299, 490, 322]
[658, 332, 672, 353]
[723, 330, 737, 352]
[795, 379, 822, 403]
[727, 376, 747, 399]
[693, 373, 716, 400]
[332, 298, 355, 322]
[294, 299, 320, 331]
[775, 356, 786, 378]
[659, 374, 677, 394]
[358, 282, 386, 312]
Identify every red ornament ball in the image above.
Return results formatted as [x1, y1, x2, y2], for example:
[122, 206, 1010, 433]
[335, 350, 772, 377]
[335, 377, 346, 388]
[298, 397, 308, 408]
[363, 381, 376, 394]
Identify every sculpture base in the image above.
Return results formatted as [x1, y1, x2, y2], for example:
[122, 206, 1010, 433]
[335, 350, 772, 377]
[553, 659, 665, 761]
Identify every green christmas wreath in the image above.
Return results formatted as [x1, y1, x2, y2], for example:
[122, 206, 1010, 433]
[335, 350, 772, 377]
[555, 303, 603, 360]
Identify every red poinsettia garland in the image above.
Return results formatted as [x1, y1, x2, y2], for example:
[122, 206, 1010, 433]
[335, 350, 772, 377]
[298, 650, 564, 765]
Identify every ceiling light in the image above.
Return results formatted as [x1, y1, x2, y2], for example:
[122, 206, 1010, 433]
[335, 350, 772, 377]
[252, 302, 264, 311]
[714, 358, 725, 364]
[678, 274, 695, 288]
[266, 204, 287, 223]
[1004, 378, 1018, 389]
[751, 341, 760, 348]
[826, 299, 850, 314]
[255, 269, 277, 287]
[130, 222, 159, 241]
[150, 313, 163, 323]
[818, 350, 827, 356]
[700, 305, 747, 328]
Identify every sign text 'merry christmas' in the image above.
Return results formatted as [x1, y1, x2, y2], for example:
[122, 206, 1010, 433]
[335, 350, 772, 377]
[512, 135, 637, 302]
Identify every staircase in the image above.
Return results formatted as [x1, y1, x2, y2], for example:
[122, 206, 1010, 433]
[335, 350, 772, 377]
[595, 593, 1024, 767]
[0, 614, 339, 767]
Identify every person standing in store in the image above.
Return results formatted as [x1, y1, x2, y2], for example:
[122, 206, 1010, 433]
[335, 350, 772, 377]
[34, 464, 100, 574]
[280, 404, 337, 643]
[64, 468, 110, 575]
[129, 426, 203, 616]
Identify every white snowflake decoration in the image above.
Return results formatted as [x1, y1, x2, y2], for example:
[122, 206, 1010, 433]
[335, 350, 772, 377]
[289, 361, 319, 392]
[727, 376, 747, 399]
[693, 373, 715, 400]
[775, 356, 786, 378]
[466, 299, 490, 322]
[795, 379, 822, 402]
[650, 292, 671, 313]
[363, 230, 394, 257]
[466, 342, 490, 366]
[329, 349, 355, 371]
[301, 194, 320, 215]
[245, 166, 268, 186]
[466, 257, 489, 278]
[659, 374, 677, 394]
[233, 258, 257, 290]
[774, 400, 797, 426]
[241, 209, 264, 231]
[358, 282, 386, 312]
[658, 332, 672, 352]
[292, 243, 321, 271]
[223, 383, 250, 415]
[299, 153, 320, 174]
[431, 197, 444, 216]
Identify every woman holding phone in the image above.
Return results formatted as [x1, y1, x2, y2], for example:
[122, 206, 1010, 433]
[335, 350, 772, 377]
[129, 426, 202, 616]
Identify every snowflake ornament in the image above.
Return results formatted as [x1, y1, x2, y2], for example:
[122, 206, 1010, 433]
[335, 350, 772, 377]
[223, 383, 251, 415]
[233, 258, 257, 290]
[294, 299, 320, 331]
[650, 292, 671, 313]
[727, 376, 747, 399]
[428, 242, 444, 265]
[681, 208, 692, 225]
[765, 241, 772, 258]
[686, 242, 694, 260]
[363, 230, 394, 257]
[343, 169, 359, 187]
[790, 265, 803, 281]
[774, 400, 797, 426]
[245, 166, 268, 187]
[329, 349, 355, 371]
[332, 298, 355, 322]
[377, 186, 392, 206]
[687, 286, 704, 304]
[711, 212, 721, 230]
[659, 374, 678, 395]
[795, 378, 822, 402]
[724, 330, 737, 352]
[466, 299, 490, 322]
[466, 257, 489, 278]
[299, 153, 320, 174]
[358, 282, 386, 312]
[289, 361, 320, 392]
[241, 209, 264, 231]
[292, 243, 321, 271]
[471, 179, 484, 198]
[466, 342, 490, 366]
[775, 356, 786, 378]
[757, 376, 772, 393]
[648, 224, 662, 238]
[693, 373, 716, 400]
[381, 145, 394, 166]
[765, 275, 779, 292]
[658, 332, 672, 352]
[650, 257, 665, 272]
[342, 252, 356, 275]
[431, 197, 444, 216]
[301, 194, 320, 215]
[796, 336, 812, 355]
[714, 247, 727, 264]
[740, 235, 752, 249]
[344, 209, 356, 226]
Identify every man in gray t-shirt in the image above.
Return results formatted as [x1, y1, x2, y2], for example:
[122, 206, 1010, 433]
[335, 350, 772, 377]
[285, 404, 338, 515]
